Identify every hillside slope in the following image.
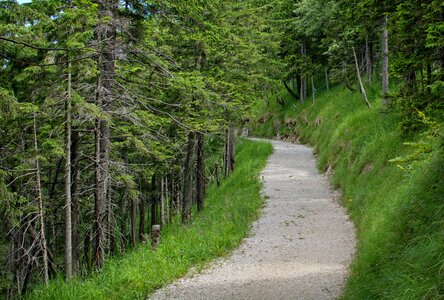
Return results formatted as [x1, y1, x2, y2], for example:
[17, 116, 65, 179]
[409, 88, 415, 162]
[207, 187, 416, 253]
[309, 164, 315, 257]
[251, 86, 444, 299]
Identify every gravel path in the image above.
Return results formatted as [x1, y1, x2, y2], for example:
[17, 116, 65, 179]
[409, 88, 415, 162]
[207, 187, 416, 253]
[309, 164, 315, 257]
[149, 140, 355, 300]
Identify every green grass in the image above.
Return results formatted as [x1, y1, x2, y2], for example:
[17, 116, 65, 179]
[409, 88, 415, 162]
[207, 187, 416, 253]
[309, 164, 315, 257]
[27, 139, 273, 300]
[251, 84, 444, 299]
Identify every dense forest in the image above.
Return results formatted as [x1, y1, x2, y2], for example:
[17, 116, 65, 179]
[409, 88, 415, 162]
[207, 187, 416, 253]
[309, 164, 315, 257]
[0, 0, 443, 298]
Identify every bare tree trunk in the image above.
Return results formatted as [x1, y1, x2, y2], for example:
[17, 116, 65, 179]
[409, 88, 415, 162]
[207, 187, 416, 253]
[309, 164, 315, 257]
[182, 132, 196, 224]
[152, 176, 159, 227]
[300, 43, 306, 104]
[107, 184, 115, 255]
[325, 69, 329, 91]
[224, 129, 230, 178]
[215, 163, 220, 187]
[83, 227, 91, 270]
[33, 113, 49, 285]
[160, 177, 165, 225]
[93, 116, 104, 268]
[131, 198, 137, 246]
[283, 80, 299, 100]
[70, 129, 80, 275]
[229, 128, 236, 173]
[311, 75, 316, 102]
[365, 35, 373, 83]
[139, 192, 145, 241]
[64, 61, 73, 280]
[94, 0, 117, 269]
[168, 177, 174, 220]
[353, 47, 372, 108]
[382, 16, 389, 105]
[427, 63, 432, 93]
[6, 219, 16, 299]
[196, 132, 205, 211]
[165, 177, 170, 224]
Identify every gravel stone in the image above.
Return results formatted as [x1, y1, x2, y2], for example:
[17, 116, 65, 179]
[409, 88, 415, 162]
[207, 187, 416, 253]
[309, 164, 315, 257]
[149, 140, 356, 300]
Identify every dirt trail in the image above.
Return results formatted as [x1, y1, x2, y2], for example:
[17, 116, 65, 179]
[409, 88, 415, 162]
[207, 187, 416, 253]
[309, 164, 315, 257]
[150, 140, 355, 300]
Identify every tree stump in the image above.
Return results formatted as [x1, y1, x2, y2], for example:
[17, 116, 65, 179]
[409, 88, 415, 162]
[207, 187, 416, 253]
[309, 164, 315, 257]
[152, 225, 161, 249]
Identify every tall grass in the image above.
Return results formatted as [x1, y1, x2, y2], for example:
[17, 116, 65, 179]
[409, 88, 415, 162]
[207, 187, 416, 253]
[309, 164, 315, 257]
[251, 85, 444, 299]
[27, 139, 273, 300]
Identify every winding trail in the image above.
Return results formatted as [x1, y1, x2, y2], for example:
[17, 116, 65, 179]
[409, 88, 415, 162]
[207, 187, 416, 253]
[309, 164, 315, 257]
[150, 140, 355, 300]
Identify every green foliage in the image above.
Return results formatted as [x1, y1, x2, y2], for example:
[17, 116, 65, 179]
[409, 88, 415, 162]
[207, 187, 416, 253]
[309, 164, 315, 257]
[27, 139, 272, 300]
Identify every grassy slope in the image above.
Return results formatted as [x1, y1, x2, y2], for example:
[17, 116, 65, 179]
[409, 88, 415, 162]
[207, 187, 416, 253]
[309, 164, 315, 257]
[251, 86, 444, 299]
[27, 139, 273, 300]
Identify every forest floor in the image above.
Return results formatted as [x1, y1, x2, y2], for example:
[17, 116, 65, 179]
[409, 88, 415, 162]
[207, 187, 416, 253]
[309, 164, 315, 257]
[149, 139, 355, 300]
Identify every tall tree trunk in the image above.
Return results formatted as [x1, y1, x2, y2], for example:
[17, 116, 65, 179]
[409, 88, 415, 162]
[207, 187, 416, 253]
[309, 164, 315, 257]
[174, 177, 180, 216]
[70, 129, 80, 275]
[365, 35, 373, 83]
[300, 42, 306, 104]
[94, 0, 117, 269]
[48, 158, 63, 200]
[139, 192, 145, 241]
[165, 177, 170, 224]
[151, 175, 158, 227]
[325, 69, 329, 91]
[182, 132, 196, 224]
[131, 198, 137, 246]
[229, 128, 236, 173]
[160, 177, 165, 225]
[93, 116, 104, 267]
[311, 75, 316, 102]
[64, 61, 73, 280]
[168, 177, 174, 220]
[107, 184, 115, 255]
[196, 132, 205, 211]
[353, 47, 372, 108]
[224, 129, 230, 177]
[382, 16, 389, 105]
[427, 63, 432, 93]
[33, 113, 49, 285]
[6, 219, 16, 300]
[83, 227, 91, 270]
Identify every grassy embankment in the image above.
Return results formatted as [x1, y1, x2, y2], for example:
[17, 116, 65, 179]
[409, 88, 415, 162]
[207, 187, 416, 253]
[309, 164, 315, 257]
[251, 85, 444, 299]
[28, 139, 273, 300]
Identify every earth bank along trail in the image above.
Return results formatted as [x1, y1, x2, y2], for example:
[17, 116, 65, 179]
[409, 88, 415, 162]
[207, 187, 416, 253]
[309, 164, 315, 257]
[150, 140, 356, 300]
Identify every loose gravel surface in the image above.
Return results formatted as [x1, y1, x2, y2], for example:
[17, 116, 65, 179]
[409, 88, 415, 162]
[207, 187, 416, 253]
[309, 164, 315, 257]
[149, 140, 355, 300]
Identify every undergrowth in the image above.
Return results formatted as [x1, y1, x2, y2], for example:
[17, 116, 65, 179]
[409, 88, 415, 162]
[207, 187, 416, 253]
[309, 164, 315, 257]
[251, 84, 444, 299]
[27, 139, 273, 300]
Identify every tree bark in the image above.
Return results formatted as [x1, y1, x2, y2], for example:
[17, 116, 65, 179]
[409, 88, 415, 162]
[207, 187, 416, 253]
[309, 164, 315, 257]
[94, 0, 117, 269]
[283, 80, 299, 100]
[325, 69, 329, 91]
[365, 35, 373, 83]
[311, 75, 316, 102]
[64, 60, 73, 280]
[427, 63, 432, 92]
[131, 198, 137, 246]
[160, 177, 165, 225]
[139, 192, 145, 241]
[382, 16, 389, 105]
[224, 129, 230, 177]
[196, 132, 205, 211]
[33, 112, 49, 285]
[6, 218, 16, 299]
[353, 47, 372, 108]
[229, 128, 236, 173]
[182, 132, 196, 224]
[71, 129, 80, 275]
[151, 176, 158, 227]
